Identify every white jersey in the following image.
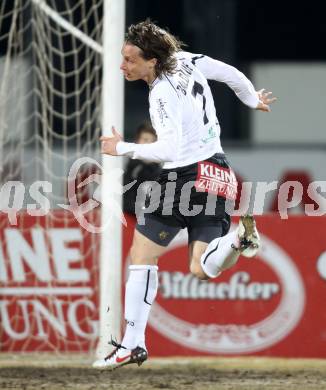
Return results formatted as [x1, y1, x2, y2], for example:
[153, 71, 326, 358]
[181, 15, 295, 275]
[117, 51, 259, 169]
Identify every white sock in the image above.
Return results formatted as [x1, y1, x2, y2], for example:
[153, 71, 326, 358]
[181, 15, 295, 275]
[121, 265, 158, 350]
[200, 229, 240, 278]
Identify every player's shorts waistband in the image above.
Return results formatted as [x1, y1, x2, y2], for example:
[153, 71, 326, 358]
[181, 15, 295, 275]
[161, 153, 226, 174]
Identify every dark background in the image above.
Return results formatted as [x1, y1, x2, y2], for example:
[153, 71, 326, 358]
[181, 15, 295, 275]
[1, 0, 325, 143]
[124, 0, 326, 142]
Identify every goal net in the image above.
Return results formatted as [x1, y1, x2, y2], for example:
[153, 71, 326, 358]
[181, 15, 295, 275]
[0, 0, 122, 354]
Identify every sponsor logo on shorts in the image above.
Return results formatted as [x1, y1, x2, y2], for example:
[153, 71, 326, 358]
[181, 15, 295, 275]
[195, 162, 238, 200]
[159, 231, 170, 241]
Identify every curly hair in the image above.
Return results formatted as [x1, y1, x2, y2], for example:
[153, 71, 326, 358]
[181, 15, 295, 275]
[125, 20, 185, 78]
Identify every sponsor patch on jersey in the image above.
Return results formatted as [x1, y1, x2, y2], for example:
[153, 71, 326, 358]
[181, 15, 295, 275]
[194, 161, 238, 200]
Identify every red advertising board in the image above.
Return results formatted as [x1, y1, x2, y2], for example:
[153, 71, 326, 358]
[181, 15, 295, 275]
[1, 212, 326, 357]
[0, 212, 100, 352]
[123, 215, 326, 358]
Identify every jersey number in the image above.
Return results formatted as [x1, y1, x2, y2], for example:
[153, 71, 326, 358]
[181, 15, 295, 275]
[192, 81, 208, 125]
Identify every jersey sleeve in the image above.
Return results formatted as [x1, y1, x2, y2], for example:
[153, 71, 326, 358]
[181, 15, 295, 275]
[179, 51, 259, 109]
[116, 83, 182, 163]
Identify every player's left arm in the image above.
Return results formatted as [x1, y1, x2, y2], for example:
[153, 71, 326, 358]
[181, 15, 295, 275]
[256, 88, 277, 112]
[179, 51, 276, 111]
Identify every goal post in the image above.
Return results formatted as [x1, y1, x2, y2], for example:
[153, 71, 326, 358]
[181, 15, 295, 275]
[97, 0, 126, 357]
[0, 0, 125, 355]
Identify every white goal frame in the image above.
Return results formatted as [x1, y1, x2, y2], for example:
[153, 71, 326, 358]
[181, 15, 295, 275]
[32, 0, 126, 357]
[98, 0, 125, 357]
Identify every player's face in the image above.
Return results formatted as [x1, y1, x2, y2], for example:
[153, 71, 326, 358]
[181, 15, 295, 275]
[120, 43, 156, 83]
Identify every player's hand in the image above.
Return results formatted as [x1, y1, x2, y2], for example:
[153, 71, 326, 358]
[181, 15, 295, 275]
[256, 89, 277, 112]
[100, 126, 123, 156]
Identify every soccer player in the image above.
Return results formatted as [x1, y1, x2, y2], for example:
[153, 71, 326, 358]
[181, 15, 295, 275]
[93, 20, 276, 370]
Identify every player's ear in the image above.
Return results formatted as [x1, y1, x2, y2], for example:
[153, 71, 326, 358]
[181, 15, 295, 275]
[149, 57, 157, 69]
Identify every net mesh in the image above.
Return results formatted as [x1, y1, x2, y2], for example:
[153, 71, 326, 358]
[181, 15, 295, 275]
[0, 0, 103, 352]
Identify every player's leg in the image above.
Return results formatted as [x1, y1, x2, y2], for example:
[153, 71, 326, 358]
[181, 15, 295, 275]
[189, 229, 240, 279]
[94, 215, 180, 370]
[123, 217, 180, 349]
[188, 240, 209, 280]
[188, 217, 239, 279]
[188, 215, 260, 279]
[120, 227, 169, 352]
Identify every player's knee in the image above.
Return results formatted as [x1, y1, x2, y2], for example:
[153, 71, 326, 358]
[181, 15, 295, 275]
[129, 243, 144, 264]
[130, 243, 144, 264]
[129, 243, 157, 265]
[190, 259, 209, 280]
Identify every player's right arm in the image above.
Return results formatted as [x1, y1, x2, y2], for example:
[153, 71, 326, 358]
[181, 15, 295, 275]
[115, 83, 182, 163]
